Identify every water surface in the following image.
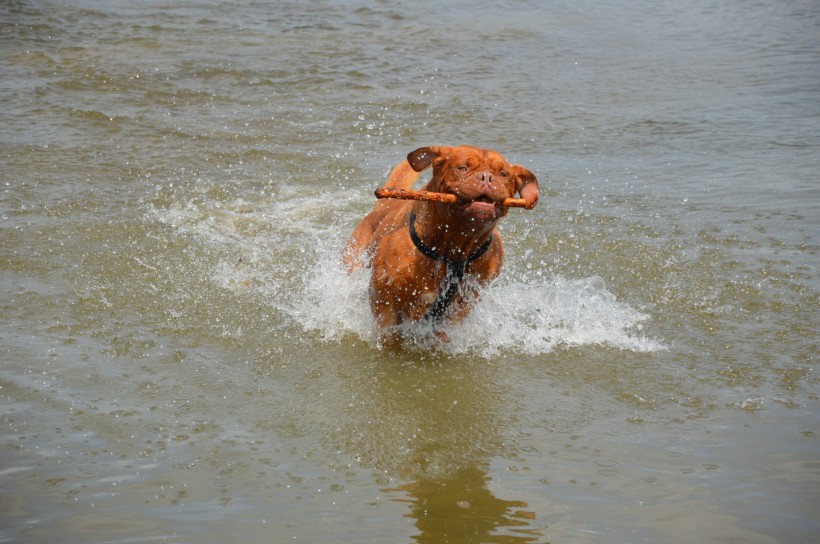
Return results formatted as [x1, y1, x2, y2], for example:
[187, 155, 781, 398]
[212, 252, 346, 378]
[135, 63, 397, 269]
[1, 1, 818, 542]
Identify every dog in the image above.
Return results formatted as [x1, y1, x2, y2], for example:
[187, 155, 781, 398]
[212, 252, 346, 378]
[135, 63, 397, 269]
[344, 145, 538, 348]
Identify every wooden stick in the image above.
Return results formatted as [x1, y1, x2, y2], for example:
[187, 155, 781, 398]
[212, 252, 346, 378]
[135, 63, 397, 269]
[375, 188, 528, 208]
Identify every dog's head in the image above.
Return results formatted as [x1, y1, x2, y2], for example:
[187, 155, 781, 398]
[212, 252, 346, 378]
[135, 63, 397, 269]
[407, 145, 538, 224]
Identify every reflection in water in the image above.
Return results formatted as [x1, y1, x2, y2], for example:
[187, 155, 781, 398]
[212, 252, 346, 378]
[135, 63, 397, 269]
[324, 352, 546, 542]
[389, 463, 541, 544]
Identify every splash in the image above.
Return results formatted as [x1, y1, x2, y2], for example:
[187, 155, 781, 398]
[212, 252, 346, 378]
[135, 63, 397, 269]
[446, 275, 664, 356]
[287, 254, 379, 345]
[296, 251, 664, 357]
[148, 189, 663, 357]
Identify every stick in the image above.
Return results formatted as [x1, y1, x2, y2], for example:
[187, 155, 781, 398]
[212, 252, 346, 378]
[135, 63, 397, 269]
[375, 188, 528, 208]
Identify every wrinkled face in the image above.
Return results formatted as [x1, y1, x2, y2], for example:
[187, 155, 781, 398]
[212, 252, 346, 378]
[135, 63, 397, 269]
[431, 147, 518, 224]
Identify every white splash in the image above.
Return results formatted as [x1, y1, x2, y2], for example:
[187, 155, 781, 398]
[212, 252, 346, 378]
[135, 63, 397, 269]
[295, 251, 664, 357]
[288, 254, 379, 345]
[447, 276, 663, 356]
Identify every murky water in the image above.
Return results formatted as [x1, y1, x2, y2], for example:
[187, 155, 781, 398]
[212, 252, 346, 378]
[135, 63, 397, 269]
[2, 0, 818, 542]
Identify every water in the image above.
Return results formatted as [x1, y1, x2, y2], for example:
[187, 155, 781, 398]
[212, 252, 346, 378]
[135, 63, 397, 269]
[1, 0, 818, 542]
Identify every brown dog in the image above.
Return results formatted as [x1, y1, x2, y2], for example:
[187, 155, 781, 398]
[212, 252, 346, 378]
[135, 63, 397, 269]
[344, 145, 538, 348]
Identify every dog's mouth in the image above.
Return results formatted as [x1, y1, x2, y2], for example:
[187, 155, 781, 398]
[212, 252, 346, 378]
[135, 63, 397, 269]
[456, 194, 498, 206]
[455, 195, 502, 221]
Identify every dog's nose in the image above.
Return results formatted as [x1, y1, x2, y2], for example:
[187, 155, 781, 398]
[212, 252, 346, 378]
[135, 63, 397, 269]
[478, 171, 494, 188]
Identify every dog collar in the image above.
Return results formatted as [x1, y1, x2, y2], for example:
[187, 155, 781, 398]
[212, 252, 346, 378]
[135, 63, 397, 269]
[409, 212, 493, 266]
[409, 211, 493, 325]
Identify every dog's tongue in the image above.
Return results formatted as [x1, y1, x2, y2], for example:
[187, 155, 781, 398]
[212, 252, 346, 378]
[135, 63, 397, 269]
[463, 200, 498, 222]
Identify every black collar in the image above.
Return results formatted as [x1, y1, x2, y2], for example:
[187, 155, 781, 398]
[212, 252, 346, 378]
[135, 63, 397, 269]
[409, 211, 493, 325]
[409, 211, 493, 268]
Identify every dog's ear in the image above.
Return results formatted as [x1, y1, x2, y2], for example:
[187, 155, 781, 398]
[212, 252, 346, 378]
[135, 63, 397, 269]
[513, 165, 539, 209]
[407, 146, 447, 172]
